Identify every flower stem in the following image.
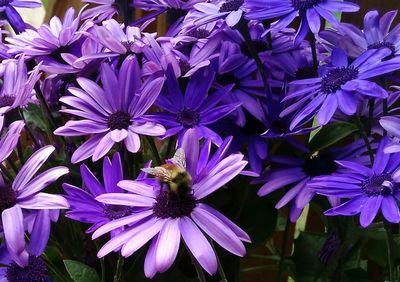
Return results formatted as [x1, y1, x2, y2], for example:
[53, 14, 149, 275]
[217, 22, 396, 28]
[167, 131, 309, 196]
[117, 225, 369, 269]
[210, 240, 228, 282]
[0, 164, 13, 182]
[309, 35, 318, 76]
[19, 109, 39, 147]
[34, 84, 57, 131]
[113, 254, 124, 282]
[188, 249, 206, 282]
[354, 116, 374, 164]
[384, 220, 396, 282]
[277, 215, 291, 282]
[145, 136, 162, 166]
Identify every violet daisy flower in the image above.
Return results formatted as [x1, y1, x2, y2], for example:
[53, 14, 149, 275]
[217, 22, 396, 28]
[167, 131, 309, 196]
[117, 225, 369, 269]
[255, 139, 370, 222]
[82, 0, 118, 21]
[63, 153, 157, 235]
[6, 8, 90, 74]
[321, 10, 400, 58]
[244, 0, 359, 46]
[147, 65, 239, 145]
[0, 57, 41, 116]
[90, 129, 250, 278]
[283, 48, 400, 129]
[311, 138, 400, 227]
[0, 146, 69, 266]
[0, 0, 41, 33]
[54, 56, 166, 163]
[0, 245, 48, 280]
[0, 120, 24, 164]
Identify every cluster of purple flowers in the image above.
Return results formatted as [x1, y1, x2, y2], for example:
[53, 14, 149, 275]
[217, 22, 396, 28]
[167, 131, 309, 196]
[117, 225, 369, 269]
[0, 0, 399, 280]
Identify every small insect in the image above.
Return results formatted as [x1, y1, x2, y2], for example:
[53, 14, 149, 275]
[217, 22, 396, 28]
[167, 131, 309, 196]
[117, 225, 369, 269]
[142, 149, 192, 198]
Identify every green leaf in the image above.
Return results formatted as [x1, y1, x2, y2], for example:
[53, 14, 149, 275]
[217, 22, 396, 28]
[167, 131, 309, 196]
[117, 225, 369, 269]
[309, 122, 357, 152]
[63, 260, 100, 282]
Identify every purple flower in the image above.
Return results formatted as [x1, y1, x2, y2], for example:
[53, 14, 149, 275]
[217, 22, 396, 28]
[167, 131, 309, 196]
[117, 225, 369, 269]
[0, 245, 48, 281]
[54, 56, 166, 163]
[283, 48, 400, 129]
[191, 0, 245, 28]
[90, 129, 249, 278]
[6, 8, 90, 74]
[255, 139, 369, 222]
[82, 0, 118, 21]
[380, 115, 400, 153]
[311, 138, 400, 227]
[0, 57, 41, 116]
[321, 10, 400, 58]
[0, 0, 41, 33]
[244, 0, 359, 46]
[146, 65, 239, 145]
[0, 146, 69, 266]
[63, 153, 156, 235]
[0, 120, 24, 163]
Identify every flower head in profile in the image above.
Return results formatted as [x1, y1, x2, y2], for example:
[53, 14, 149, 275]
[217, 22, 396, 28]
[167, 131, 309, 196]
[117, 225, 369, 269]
[0, 146, 69, 266]
[91, 130, 250, 278]
[311, 139, 400, 227]
[0, 0, 41, 33]
[0, 120, 24, 163]
[146, 65, 239, 145]
[82, 0, 118, 21]
[283, 48, 400, 129]
[0, 57, 41, 116]
[63, 153, 156, 235]
[244, 0, 359, 46]
[321, 10, 400, 58]
[55, 56, 166, 163]
[255, 139, 369, 222]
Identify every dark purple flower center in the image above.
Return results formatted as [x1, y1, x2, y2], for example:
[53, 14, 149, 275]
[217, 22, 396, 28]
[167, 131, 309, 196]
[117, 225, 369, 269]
[185, 28, 210, 39]
[121, 41, 134, 50]
[368, 41, 396, 53]
[302, 153, 338, 177]
[6, 256, 47, 282]
[103, 204, 133, 220]
[0, 0, 11, 6]
[107, 111, 132, 130]
[0, 185, 17, 213]
[177, 108, 200, 128]
[219, 0, 244, 12]
[362, 173, 396, 196]
[292, 0, 320, 10]
[0, 94, 15, 107]
[321, 67, 359, 94]
[153, 190, 196, 218]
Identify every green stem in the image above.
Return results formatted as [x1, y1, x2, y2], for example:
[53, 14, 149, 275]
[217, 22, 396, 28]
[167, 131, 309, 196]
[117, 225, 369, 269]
[384, 220, 396, 282]
[188, 249, 206, 282]
[165, 137, 175, 160]
[7, 158, 18, 175]
[277, 215, 291, 282]
[145, 136, 162, 165]
[113, 254, 124, 282]
[354, 117, 374, 164]
[19, 109, 40, 147]
[0, 164, 13, 182]
[367, 99, 375, 135]
[309, 35, 318, 75]
[210, 241, 228, 282]
[34, 84, 57, 131]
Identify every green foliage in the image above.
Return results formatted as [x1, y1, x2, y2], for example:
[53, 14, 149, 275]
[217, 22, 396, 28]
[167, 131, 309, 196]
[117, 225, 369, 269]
[64, 260, 101, 282]
[309, 122, 358, 152]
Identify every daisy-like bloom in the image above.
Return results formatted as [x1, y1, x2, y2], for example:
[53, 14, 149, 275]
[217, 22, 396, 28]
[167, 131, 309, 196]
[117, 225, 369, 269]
[54, 56, 166, 163]
[0, 120, 24, 163]
[0, 244, 48, 281]
[0, 57, 41, 116]
[321, 10, 400, 58]
[244, 0, 359, 46]
[82, 0, 118, 21]
[0, 0, 41, 33]
[311, 139, 400, 227]
[255, 139, 370, 222]
[63, 153, 156, 235]
[190, 0, 246, 28]
[283, 48, 400, 130]
[0, 146, 69, 266]
[147, 65, 239, 145]
[91, 129, 250, 278]
[6, 8, 90, 74]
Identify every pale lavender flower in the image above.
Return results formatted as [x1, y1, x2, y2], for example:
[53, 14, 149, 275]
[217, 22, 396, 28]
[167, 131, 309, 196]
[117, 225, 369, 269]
[0, 120, 24, 164]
